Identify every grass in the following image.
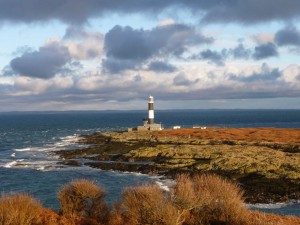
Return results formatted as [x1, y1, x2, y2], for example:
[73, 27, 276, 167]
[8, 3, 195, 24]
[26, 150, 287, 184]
[114, 184, 178, 225]
[0, 193, 43, 225]
[172, 174, 247, 225]
[1, 174, 300, 224]
[58, 179, 109, 223]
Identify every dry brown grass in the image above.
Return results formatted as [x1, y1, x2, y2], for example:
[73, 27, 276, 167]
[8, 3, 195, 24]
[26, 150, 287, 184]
[57, 179, 109, 223]
[114, 184, 179, 225]
[172, 174, 247, 225]
[155, 128, 300, 144]
[1, 176, 300, 225]
[246, 211, 300, 225]
[0, 193, 43, 225]
[111, 174, 250, 225]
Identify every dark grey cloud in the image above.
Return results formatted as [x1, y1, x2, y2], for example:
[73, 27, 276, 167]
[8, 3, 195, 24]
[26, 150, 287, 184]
[0, 0, 300, 24]
[105, 25, 151, 61]
[275, 25, 300, 47]
[103, 24, 212, 73]
[173, 73, 199, 86]
[229, 43, 251, 59]
[10, 44, 71, 79]
[148, 61, 177, 73]
[199, 0, 300, 24]
[229, 64, 282, 82]
[102, 58, 137, 74]
[253, 42, 278, 60]
[197, 49, 226, 66]
[192, 43, 251, 65]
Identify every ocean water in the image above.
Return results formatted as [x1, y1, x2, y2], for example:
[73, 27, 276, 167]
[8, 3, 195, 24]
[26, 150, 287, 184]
[0, 110, 299, 215]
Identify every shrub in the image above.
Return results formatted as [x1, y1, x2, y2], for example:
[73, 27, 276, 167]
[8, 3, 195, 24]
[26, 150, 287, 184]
[172, 174, 247, 225]
[58, 179, 109, 223]
[0, 193, 42, 225]
[116, 184, 179, 225]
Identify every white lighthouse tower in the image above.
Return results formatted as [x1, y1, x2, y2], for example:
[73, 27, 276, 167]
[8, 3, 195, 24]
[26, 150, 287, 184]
[128, 95, 163, 131]
[148, 95, 154, 124]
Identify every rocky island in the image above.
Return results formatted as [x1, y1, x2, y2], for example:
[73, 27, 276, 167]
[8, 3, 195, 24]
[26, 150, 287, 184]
[55, 127, 300, 204]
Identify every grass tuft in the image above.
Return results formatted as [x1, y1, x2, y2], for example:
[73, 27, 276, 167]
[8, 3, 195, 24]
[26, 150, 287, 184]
[0, 193, 43, 225]
[58, 179, 109, 223]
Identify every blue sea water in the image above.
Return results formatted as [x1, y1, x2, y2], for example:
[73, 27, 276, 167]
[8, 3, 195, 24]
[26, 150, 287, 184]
[0, 110, 299, 215]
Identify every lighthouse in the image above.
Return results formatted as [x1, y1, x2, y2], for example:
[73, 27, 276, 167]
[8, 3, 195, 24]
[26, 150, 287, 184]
[148, 95, 154, 124]
[128, 95, 163, 132]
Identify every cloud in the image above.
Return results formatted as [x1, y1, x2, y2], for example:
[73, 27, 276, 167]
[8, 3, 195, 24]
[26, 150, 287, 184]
[229, 63, 282, 82]
[133, 74, 142, 82]
[196, 49, 226, 66]
[103, 23, 213, 73]
[199, 0, 300, 24]
[280, 64, 300, 86]
[148, 61, 177, 73]
[10, 75, 74, 96]
[105, 25, 151, 61]
[192, 43, 251, 65]
[158, 18, 176, 27]
[7, 27, 103, 79]
[2, 62, 300, 111]
[0, 0, 300, 25]
[229, 43, 251, 59]
[173, 73, 199, 86]
[253, 42, 278, 60]
[251, 33, 275, 44]
[275, 25, 300, 47]
[10, 44, 71, 79]
[62, 27, 104, 60]
[64, 27, 103, 40]
[102, 58, 137, 74]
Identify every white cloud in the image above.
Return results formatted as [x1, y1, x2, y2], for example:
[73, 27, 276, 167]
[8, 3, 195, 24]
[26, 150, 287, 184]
[280, 64, 300, 87]
[8, 75, 74, 96]
[251, 32, 275, 44]
[158, 18, 176, 27]
[45, 31, 104, 60]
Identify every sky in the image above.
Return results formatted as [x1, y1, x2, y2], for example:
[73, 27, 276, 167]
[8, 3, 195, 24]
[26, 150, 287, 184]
[1, 0, 300, 111]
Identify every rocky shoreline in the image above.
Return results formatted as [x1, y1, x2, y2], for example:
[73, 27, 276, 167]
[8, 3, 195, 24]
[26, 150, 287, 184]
[55, 127, 300, 204]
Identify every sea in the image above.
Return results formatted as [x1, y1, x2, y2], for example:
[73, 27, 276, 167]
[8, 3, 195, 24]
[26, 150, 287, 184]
[0, 109, 299, 216]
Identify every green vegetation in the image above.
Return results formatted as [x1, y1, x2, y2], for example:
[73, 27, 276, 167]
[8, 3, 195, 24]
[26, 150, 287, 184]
[56, 129, 300, 203]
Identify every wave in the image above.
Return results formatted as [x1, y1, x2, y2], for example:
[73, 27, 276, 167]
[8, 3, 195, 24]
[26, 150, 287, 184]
[12, 134, 82, 152]
[248, 201, 300, 217]
[2, 158, 59, 171]
[155, 181, 170, 192]
[3, 159, 24, 168]
[1, 134, 84, 171]
[15, 147, 32, 152]
[249, 203, 287, 209]
[4, 160, 18, 168]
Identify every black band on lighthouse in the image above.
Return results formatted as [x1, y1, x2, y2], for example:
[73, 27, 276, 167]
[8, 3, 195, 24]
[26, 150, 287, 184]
[148, 103, 154, 110]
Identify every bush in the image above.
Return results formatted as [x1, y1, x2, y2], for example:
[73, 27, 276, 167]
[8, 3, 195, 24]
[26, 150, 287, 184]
[0, 193, 42, 225]
[172, 174, 247, 225]
[116, 184, 179, 225]
[58, 179, 109, 223]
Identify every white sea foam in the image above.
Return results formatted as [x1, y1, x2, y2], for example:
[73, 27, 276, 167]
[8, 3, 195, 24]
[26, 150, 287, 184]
[15, 147, 47, 152]
[4, 160, 17, 168]
[250, 203, 286, 209]
[15, 147, 31, 152]
[155, 181, 170, 191]
[4, 134, 85, 171]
